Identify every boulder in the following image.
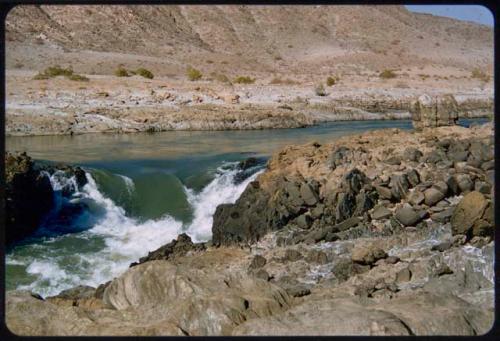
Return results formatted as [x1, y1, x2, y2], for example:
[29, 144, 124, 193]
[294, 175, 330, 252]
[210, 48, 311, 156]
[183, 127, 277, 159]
[424, 188, 445, 207]
[371, 205, 392, 220]
[5, 152, 55, 245]
[390, 174, 410, 201]
[411, 94, 459, 130]
[395, 205, 424, 226]
[300, 182, 319, 206]
[403, 147, 423, 162]
[451, 192, 488, 235]
[249, 255, 267, 270]
[352, 245, 387, 266]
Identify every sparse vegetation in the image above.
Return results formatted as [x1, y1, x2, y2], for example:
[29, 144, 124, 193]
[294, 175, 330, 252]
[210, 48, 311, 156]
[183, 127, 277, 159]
[379, 69, 397, 79]
[115, 66, 130, 77]
[471, 68, 490, 82]
[234, 76, 255, 84]
[326, 76, 336, 86]
[68, 74, 89, 82]
[187, 66, 203, 81]
[136, 68, 154, 79]
[315, 83, 327, 96]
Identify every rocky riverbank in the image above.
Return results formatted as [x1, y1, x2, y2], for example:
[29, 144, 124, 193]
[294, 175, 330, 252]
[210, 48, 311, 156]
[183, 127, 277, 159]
[5, 71, 492, 136]
[5, 122, 495, 336]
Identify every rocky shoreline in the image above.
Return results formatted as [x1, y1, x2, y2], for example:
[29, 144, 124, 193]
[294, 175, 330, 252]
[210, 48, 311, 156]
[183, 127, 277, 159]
[5, 70, 493, 136]
[5, 121, 495, 336]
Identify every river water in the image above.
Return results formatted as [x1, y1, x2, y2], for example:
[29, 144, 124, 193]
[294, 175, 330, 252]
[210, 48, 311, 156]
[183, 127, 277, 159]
[5, 119, 488, 297]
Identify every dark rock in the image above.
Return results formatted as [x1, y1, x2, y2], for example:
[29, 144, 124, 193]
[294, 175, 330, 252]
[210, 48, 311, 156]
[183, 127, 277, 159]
[295, 213, 313, 229]
[333, 216, 360, 232]
[451, 191, 488, 236]
[395, 205, 424, 226]
[446, 175, 460, 195]
[249, 255, 267, 270]
[300, 182, 319, 206]
[353, 191, 377, 216]
[448, 151, 469, 162]
[371, 205, 392, 220]
[335, 192, 356, 222]
[132, 233, 206, 266]
[403, 147, 423, 162]
[328, 146, 350, 170]
[342, 168, 368, 195]
[474, 181, 491, 195]
[430, 207, 454, 223]
[390, 174, 410, 201]
[408, 190, 425, 205]
[5, 152, 55, 245]
[424, 187, 446, 206]
[238, 157, 261, 170]
[375, 185, 392, 200]
[406, 169, 420, 187]
[455, 174, 474, 193]
[472, 219, 493, 238]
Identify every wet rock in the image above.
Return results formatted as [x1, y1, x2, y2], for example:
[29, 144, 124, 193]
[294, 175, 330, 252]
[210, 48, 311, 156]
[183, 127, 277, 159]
[238, 157, 261, 170]
[5, 152, 55, 245]
[371, 205, 392, 220]
[131, 233, 206, 266]
[249, 255, 267, 270]
[395, 205, 424, 226]
[424, 187, 445, 206]
[451, 191, 488, 236]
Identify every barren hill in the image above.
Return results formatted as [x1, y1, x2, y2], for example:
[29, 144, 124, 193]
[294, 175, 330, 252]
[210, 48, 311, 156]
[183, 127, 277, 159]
[5, 5, 493, 77]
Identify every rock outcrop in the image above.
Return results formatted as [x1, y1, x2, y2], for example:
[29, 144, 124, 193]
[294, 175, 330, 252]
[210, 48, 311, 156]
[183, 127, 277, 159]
[411, 94, 459, 131]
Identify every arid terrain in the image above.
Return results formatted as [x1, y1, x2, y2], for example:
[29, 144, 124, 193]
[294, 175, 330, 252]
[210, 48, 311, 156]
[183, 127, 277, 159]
[5, 5, 493, 135]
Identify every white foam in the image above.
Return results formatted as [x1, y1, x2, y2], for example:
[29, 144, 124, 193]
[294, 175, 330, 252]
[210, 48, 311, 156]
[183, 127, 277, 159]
[184, 163, 264, 242]
[8, 164, 264, 297]
[117, 174, 135, 195]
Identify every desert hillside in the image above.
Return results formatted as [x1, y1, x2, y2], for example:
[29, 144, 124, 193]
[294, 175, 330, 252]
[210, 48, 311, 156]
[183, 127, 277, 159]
[5, 5, 493, 77]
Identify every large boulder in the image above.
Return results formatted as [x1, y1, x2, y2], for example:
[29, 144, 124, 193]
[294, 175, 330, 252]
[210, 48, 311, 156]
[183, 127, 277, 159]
[411, 94, 459, 131]
[5, 152, 54, 245]
[451, 191, 490, 236]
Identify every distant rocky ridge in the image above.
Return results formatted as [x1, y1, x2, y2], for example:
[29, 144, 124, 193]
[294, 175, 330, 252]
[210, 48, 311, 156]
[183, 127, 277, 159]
[5, 122, 494, 336]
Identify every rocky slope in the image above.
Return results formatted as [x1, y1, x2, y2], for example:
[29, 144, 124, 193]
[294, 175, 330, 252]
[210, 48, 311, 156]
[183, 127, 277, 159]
[5, 122, 494, 336]
[5, 5, 493, 135]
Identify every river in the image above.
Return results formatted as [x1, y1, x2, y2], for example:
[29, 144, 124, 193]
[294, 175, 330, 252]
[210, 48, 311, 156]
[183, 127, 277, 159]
[5, 118, 488, 297]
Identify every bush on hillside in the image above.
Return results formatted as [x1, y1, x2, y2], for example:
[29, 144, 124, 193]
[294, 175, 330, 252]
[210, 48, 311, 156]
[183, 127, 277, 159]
[233, 76, 255, 84]
[379, 69, 397, 79]
[136, 68, 154, 79]
[326, 76, 336, 86]
[187, 66, 202, 81]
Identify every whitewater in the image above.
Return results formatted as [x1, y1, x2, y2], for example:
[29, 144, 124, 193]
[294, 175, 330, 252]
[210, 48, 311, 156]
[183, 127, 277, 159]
[6, 163, 263, 297]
